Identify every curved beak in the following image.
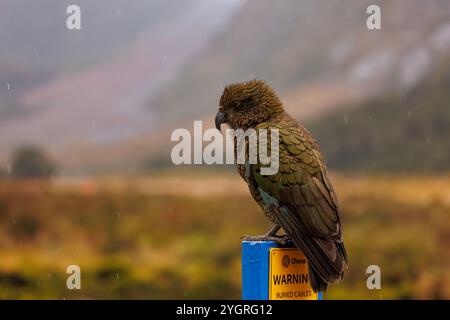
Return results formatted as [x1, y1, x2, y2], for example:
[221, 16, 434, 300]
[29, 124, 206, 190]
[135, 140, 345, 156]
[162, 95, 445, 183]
[215, 111, 227, 132]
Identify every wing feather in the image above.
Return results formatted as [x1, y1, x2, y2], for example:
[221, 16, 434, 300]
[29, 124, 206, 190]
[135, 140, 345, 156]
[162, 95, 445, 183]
[252, 120, 348, 290]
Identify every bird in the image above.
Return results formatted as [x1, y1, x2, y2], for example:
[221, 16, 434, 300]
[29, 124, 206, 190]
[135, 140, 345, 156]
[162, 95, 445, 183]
[215, 79, 348, 293]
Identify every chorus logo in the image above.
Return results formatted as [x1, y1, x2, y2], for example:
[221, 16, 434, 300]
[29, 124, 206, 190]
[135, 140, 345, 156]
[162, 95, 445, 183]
[170, 121, 279, 175]
[282, 255, 290, 268]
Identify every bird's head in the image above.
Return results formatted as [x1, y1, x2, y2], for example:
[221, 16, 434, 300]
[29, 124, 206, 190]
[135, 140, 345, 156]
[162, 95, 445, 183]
[215, 79, 284, 131]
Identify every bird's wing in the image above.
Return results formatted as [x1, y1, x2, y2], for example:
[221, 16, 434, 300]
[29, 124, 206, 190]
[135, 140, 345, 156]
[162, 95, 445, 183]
[252, 120, 347, 287]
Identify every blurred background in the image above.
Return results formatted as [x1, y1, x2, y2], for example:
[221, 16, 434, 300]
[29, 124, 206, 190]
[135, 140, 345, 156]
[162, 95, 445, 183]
[1, 0, 450, 299]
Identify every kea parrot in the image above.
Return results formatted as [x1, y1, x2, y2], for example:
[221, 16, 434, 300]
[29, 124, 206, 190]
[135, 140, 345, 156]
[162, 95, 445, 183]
[215, 79, 348, 293]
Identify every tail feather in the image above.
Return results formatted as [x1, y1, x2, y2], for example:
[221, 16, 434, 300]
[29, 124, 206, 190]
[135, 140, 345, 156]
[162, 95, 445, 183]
[309, 266, 328, 293]
[277, 206, 348, 293]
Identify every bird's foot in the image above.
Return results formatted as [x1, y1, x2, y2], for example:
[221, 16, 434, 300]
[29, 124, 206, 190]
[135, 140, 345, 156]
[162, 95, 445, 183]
[241, 234, 290, 245]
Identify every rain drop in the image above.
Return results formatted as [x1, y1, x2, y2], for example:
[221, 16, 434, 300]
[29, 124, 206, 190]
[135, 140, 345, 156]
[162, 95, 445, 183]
[6, 83, 10, 91]
[343, 115, 349, 124]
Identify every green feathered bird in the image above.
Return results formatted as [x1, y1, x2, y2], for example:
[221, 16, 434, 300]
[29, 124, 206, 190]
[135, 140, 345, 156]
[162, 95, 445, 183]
[215, 79, 348, 293]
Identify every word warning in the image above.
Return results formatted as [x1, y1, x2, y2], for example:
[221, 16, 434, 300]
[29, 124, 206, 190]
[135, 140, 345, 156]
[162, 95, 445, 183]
[269, 248, 318, 300]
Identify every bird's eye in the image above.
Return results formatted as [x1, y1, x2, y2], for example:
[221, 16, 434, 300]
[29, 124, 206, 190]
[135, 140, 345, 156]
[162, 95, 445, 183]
[228, 101, 238, 109]
[241, 97, 252, 108]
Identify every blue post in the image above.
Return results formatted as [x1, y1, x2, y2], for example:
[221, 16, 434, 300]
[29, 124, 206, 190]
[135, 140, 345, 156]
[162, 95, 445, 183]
[242, 240, 322, 300]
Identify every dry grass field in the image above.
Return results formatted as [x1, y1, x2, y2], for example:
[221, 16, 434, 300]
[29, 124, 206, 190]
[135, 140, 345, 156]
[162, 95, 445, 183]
[0, 171, 449, 299]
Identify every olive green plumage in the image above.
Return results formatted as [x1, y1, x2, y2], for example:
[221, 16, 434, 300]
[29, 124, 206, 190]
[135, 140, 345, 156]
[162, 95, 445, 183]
[216, 79, 348, 292]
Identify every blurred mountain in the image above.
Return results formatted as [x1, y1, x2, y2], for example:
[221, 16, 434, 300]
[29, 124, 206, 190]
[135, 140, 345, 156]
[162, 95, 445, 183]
[309, 58, 450, 172]
[150, 0, 450, 122]
[0, 0, 194, 95]
[0, 0, 241, 172]
[1, 0, 450, 173]
[143, 0, 450, 172]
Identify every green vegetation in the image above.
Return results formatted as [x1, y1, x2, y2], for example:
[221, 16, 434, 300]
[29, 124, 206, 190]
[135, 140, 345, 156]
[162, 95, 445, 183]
[10, 146, 56, 178]
[309, 64, 450, 172]
[0, 173, 448, 299]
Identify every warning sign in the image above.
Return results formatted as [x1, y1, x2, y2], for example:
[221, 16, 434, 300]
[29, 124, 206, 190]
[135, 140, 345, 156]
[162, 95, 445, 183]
[269, 248, 318, 300]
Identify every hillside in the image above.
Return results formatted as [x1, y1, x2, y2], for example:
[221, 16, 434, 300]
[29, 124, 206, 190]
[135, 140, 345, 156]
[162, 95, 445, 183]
[140, 0, 450, 173]
[0, 0, 192, 95]
[149, 0, 450, 123]
[0, 0, 241, 173]
[308, 60, 450, 172]
[2, 1, 450, 173]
